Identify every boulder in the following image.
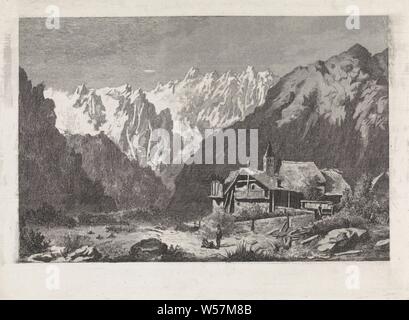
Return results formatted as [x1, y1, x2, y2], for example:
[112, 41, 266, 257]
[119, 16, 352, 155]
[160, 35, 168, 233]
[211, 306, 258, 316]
[26, 252, 54, 263]
[67, 246, 102, 262]
[375, 238, 390, 248]
[26, 246, 66, 262]
[26, 245, 102, 263]
[252, 239, 281, 254]
[317, 228, 368, 253]
[49, 246, 66, 258]
[129, 238, 168, 260]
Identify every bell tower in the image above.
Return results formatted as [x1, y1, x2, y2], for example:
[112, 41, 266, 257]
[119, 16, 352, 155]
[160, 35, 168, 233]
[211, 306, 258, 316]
[263, 142, 275, 177]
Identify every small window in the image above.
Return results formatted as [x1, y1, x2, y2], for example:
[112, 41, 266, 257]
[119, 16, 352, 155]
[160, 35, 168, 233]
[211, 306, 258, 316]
[251, 184, 256, 190]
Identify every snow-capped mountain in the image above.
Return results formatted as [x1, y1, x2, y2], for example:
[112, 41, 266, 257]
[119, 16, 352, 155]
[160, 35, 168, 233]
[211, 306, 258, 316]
[45, 84, 173, 167]
[45, 66, 278, 169]
[168, 44, 389, 217]
[147, 66, 279, 129]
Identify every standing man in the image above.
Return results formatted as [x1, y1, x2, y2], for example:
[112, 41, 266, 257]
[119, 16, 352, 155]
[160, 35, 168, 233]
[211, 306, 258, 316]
[317, 204, 323, 220]
[216, 224, 223, 249]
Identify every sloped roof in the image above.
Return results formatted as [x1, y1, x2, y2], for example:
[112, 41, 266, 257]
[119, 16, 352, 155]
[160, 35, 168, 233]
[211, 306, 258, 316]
[320, 169, 351, 196]
[223, 162, 350, 196]
[278, 161, 326, 193]
[224, 167, 284, 193]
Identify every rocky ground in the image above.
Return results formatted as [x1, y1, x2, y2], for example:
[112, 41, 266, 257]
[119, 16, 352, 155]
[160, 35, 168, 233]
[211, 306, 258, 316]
[22, 214, 389, 262]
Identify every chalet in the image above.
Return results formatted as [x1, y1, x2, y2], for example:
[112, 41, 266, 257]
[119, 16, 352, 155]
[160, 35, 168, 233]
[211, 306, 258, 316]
[209, 143, 350, 215]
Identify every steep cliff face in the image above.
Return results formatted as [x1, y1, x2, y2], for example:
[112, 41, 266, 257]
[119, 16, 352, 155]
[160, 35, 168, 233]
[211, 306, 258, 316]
[235, 44, 388, 172]
[66, 133, 170, 210]
[19, 68, 116, 213]
[147, 66, 279, 130]
[168, 44, 389, 218]
[20, 68, 171, 213]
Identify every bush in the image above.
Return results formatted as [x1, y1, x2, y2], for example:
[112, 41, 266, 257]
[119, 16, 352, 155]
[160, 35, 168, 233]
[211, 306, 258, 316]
[55, 214, 77, 228]
[225, 242, 282, 262]
[105, 224, 136, 233]
[161, 245, 195, 262]
[22, 202, 77, 228]
[311, 214, 368, 235]
[19, 228, 50, 257]
[236, 204, 270, 231]
[122, 206, 164, 222]
[238, 204, 269, 220]
[338, 174, 389, 224]
[61, 233, 90, 253]
[200, 209, 235, 239]
[77, 213, 118, 225]
[304, 186, 323, 201]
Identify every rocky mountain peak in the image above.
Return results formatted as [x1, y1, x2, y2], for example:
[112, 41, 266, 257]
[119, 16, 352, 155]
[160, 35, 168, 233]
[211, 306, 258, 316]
[245, 65, 256, 75]
[183, 67, 200, 81]
[346, 43, 371, 59]
[74, 83, 88, 96]
[146, 65, 279, 130]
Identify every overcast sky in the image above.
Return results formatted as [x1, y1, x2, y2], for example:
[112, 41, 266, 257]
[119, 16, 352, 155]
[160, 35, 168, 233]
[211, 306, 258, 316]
[19, 16, 388, 92]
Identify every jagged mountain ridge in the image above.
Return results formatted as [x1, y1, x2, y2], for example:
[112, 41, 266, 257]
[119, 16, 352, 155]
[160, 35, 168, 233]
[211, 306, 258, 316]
[168, 44, 389, 218]
[46, 84, 173, 167]
[147, 66, 279, 130]
[46, 66, 278, 168]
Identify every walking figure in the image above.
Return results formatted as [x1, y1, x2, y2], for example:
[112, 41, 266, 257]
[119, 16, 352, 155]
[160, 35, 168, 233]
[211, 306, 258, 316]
[216, 224, 223, 249]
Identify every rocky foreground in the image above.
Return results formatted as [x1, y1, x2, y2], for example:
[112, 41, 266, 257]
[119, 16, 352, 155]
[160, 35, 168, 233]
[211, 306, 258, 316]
[23, 215, 389, 262]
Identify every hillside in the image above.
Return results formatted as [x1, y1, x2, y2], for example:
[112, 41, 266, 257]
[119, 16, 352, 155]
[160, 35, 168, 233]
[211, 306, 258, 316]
[168, 44, 389, 218]
[19, 68, 171, 215]
[66, 133, 170, 210]
[19, 68, 116, 214]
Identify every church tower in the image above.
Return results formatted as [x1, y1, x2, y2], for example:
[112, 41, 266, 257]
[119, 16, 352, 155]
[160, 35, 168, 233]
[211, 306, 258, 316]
[263, 142, 275, 177]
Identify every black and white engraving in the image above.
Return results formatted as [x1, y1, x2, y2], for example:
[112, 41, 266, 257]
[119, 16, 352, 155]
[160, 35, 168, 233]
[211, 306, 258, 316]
[18, 17, 389, 262]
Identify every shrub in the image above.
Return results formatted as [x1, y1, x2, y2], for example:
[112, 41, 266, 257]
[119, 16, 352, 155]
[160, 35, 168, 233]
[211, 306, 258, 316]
[122, 206, 165, 222]
[105, 224, 137, 233]
[311, 214, 368, 235]
[61, 233, 90, 253]
[304, 186, 323, 201]
[238, 204, 269, 231]
[77, 213, 117, 225]
[338, 174, 389, 224]
[55, 214, 77, 228]
[200, 209, 235, 239]
[225, 242, 281, 262]
[22, 203, 77, 228]
[19, 228, 50, 257]
[161, 245, 195, 262]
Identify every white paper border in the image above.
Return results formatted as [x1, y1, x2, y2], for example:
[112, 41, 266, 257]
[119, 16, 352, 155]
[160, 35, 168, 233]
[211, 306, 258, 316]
[0, 0, 408, 299]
